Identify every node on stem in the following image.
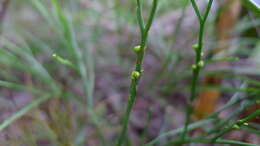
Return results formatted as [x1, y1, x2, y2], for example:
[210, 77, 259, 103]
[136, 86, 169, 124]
[131, 71, 141, 80]
[198, 60, 205, 68]
[192, 64, 197, 70]
[192, 44, 199, 51]
[134, 45, 141, 53]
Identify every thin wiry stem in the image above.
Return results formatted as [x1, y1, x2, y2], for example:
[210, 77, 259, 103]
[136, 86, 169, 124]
[181, 0, 214, 141]
[51, 0, 106, 143]
[116, 0, 158, 146]
[203, 0, 214, 21]
[136, 0, 145, 34]
[202, 96, 258, 137]
[0, 94, 52, 131]
[190, 0, 202, 21]
[145, 119, 216, 146]
[146, 93, 258, 145]
[210, 109, 260, 142]
[167, 138, 259, 146]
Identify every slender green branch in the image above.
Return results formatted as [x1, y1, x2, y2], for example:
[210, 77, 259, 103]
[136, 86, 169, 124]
[190, 0, 202, 21]
[136, 0, 145, 34]
[144, 0, 158, 34]
[215, 139, 259, 146]
[147, 94, 259, 145]
[203, 0, 214, 22]
[116, 0, 158, 146]
[167, 138, 259, 146]
[202, 97, 259, 137]
[0, 94, 52, 131]
[145, 119, 216, 146]
[211, 109, 260, 142]
[52, 53, 78, 72]
[51, 0, 106, 144]
[0, 80, 43, 94]
[181, 0, 214, 141]
[242, 126, 260, 135]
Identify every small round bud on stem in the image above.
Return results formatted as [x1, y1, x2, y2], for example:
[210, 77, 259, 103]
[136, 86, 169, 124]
[201, 52, 204, 57]
[192, 64, 197, 70]
[198, 60, 204, 68]
[256, 100, 260, 104]
[134, 45, 141, 53]
[192, 44, 199, 51]
[52, 54, 57, 58]
[131, 71, 140, 80]
[232, 124, 240, 130]
[243, 123, 249, 126]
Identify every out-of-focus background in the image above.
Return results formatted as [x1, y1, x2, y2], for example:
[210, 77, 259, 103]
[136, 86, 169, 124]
[0, 0, 259, 145]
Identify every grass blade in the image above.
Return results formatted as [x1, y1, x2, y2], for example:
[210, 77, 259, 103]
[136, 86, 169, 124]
[0, 94, 52, 131]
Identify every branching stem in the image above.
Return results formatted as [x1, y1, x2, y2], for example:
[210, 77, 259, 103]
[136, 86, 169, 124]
[181, 0, 214, 141]
[210, 109, 260, 142]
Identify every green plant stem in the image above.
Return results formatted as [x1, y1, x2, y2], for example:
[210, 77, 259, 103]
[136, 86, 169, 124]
[242, 0, 260, 17]
[166, 138, 259, 146]
[116, 0, 158, 146]
[52, 53, 78, 72]
[242, 126, 260, 135]
[145, 119, 215, 146]
[181, 0, 214, 141]
[0, 94, 52, 131]
[0, 80, 43, 94]
[146, 93, 258, 145]
[50, 1, 106, 144]
[210, 109, 260, 142]
[190, 0, 202, 22]
[202, 96, 259, 137]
